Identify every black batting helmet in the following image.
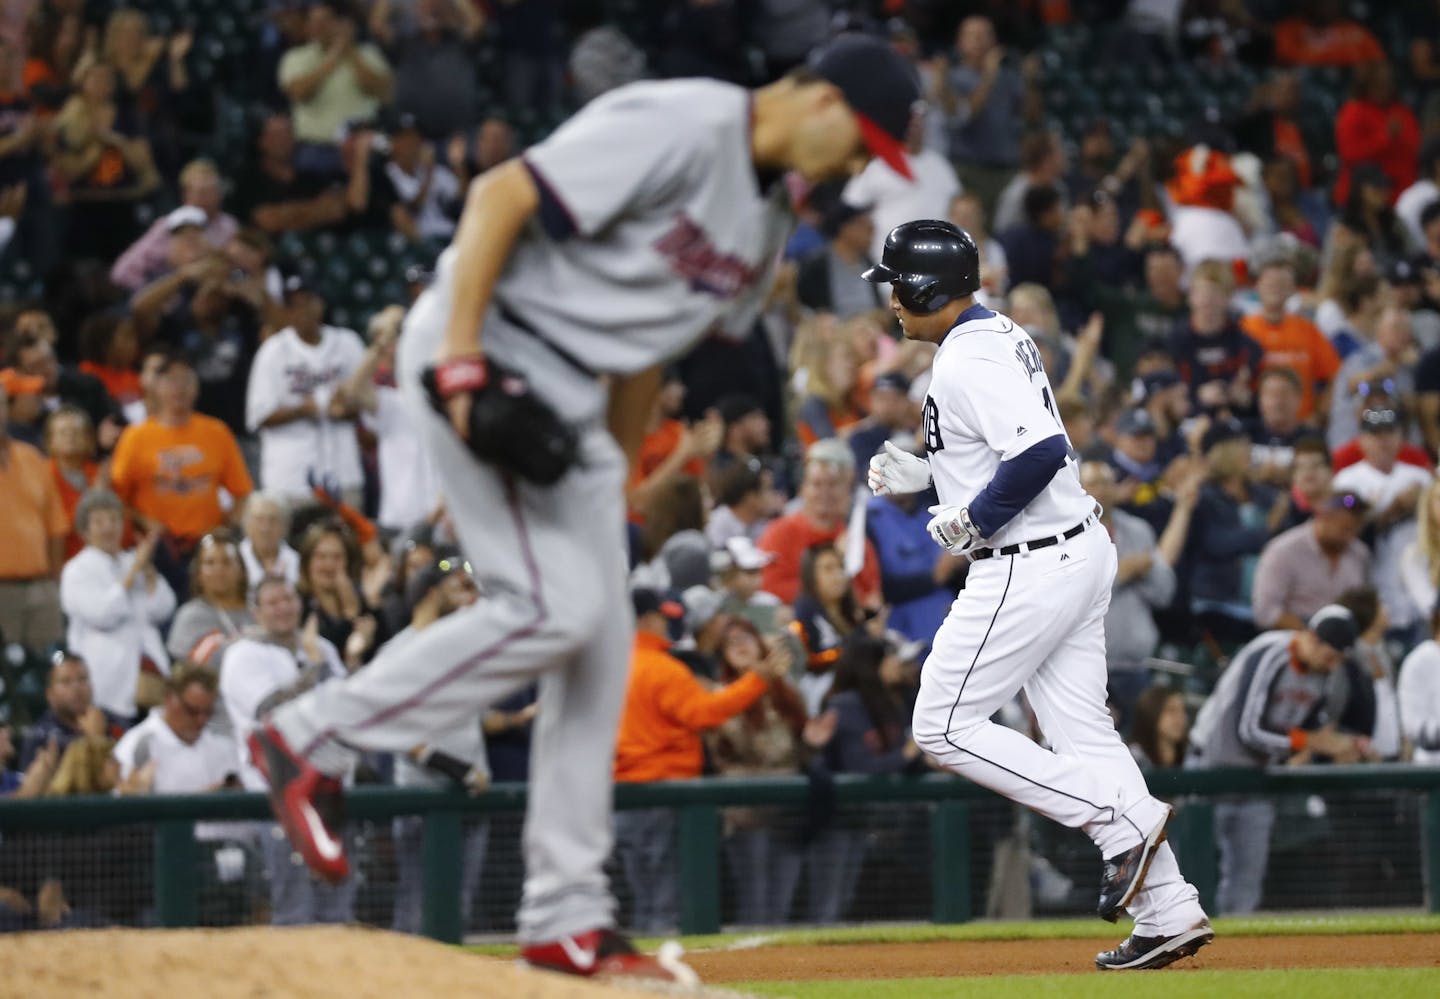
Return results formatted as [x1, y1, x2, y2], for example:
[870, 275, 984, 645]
[861, 220, 980, 315]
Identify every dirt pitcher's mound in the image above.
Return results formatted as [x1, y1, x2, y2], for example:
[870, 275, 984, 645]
[0, 926, 689, 999]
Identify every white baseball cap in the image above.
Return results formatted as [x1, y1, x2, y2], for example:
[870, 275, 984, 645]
[165, 205, 207, 232]
[714, 537, 774, 573]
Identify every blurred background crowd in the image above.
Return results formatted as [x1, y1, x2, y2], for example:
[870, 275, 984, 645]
[3, 0, 1440, 937]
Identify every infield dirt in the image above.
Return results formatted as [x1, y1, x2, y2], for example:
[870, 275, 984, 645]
[0, 926, 682, 999]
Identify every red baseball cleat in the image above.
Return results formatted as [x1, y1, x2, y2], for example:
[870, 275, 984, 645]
[247, 724, 350, 884]
[521, 929, 697, 983]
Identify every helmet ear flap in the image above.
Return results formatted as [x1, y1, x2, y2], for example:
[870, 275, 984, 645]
[897, 276, 941, 314]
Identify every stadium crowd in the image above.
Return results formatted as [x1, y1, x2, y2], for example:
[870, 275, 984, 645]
[3, 0, 1440, 934]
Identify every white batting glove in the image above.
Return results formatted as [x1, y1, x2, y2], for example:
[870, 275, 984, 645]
[868, 441, 932, 496]
[927, 504, 982, 556]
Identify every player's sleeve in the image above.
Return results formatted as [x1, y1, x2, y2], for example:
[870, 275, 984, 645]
[520, 88, 702, 240]
[245, 340, 283, 432]
[951, 358, 1071, 538]
[1235, 647, 1307, 760]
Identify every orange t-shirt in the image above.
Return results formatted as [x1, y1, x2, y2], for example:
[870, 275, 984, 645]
[1239, 313, 1341, 420]
[109, 414, 253, 541]
[756, 510, 882, 605]
[0, 439, 68, 579]
[613, 631, 768, 783]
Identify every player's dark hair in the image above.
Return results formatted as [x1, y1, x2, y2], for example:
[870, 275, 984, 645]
[1130, 686, 1187, 767]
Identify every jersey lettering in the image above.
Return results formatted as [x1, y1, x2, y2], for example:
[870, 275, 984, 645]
[922, 396, 944, 454]
[1014, 339, 1044, 379]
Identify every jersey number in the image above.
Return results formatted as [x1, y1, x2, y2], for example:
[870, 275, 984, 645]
[922, 396, 944, 455]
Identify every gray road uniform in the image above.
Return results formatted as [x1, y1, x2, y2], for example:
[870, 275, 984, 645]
[267, 79, 794, 944]
[1188, 629, 1332, 914]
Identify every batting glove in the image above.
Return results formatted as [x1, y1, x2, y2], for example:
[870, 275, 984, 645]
[868, 441, 932, 497]
[927, 504, 982, 556]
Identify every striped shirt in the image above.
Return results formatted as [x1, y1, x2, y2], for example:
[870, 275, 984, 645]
[1189, 630, 1331, 766]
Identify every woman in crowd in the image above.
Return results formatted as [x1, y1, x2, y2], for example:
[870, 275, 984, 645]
[1129, 687, 1190, 769]
[100, 7, 191, 175]
[805, 635, 920, 923]
[794, 317, 864, 448]
[1401, 479, 1440, 620]
[58, 489, 174, 723]
[49, 61, 160, 258]
[168, 531, 253, 670]
[297, 520, 386, 670]
[1312, 239, 1377, 339]
[1329, 164, 1409, 273]
[707, 618, 808, 926]
[631, 474, 711, 592]
[22, 10, 84, 114]
[76, 311, 143, 415]
[790, 543, 871, 714]
[239, 492, 300, 593]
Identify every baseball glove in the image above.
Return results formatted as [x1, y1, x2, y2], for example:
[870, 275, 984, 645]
[422, 356, 580, 486]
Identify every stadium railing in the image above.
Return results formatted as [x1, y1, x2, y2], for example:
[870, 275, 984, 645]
[1, 766, 1438, 943]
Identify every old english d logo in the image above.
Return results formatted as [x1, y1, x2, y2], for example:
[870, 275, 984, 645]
[922, 396, 944, 455]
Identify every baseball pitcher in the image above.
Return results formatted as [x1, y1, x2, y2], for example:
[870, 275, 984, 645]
[246, 34, 920, 981]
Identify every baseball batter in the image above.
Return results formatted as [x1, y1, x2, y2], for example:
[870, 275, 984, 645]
[247, 34, 920, 980]
[864, 220, 1213, 971]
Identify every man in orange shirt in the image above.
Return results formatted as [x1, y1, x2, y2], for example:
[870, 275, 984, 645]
[109, 352, 252, 595]
[1240, 258, 1341, 422]
[613, 588, 784, 933]
[0, 381, 68, 653]
[758, 439, 881, 605]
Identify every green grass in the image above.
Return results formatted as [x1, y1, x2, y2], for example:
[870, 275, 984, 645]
[464, 912, 1440, 957]
[737, 968, 1440, 999]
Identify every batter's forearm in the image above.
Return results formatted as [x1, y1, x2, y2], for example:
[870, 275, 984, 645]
[967, 434, 1069, 538]
[439, 160, 539, 362]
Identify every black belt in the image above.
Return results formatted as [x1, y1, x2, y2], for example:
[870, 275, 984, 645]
[498, 305, 598, 380]
[969, 514, 1096, 561]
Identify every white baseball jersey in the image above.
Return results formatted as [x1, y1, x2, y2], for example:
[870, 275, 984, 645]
[922, 305, 1094, 548]
[245, 325, 367, 496]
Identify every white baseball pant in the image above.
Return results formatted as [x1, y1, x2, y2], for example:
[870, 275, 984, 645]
[912, 524, 1206, 935]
